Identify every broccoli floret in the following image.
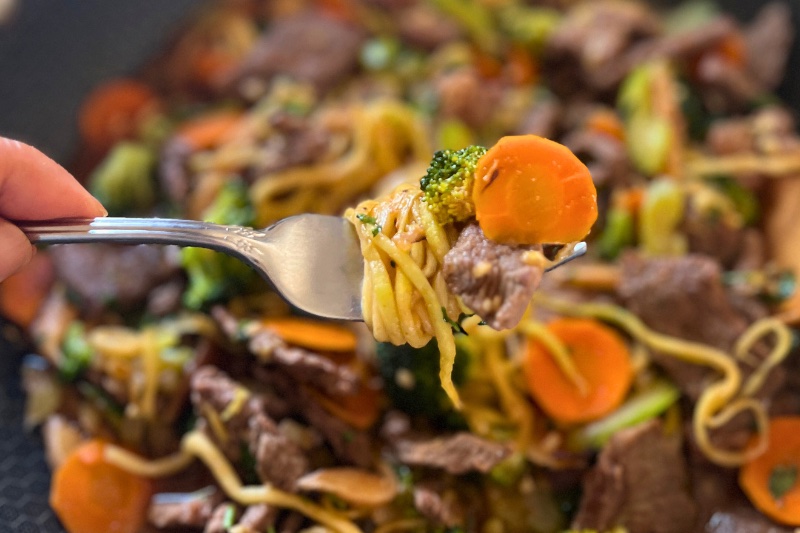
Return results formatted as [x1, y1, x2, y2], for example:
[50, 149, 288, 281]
[182, 179, 260, 309]
[420, 145, 487, 225]
[89, 141, 156, 215]
[376, 338, 471, 426]
[60, 321, 93, 381]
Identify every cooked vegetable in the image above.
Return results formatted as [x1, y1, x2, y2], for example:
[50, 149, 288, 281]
[420, 145, 487, 224]
[182, 179, 259, 309]
[59, 321, 93, 382]
[78, 78, 161, 153]
[261, 317, 358, 353]
[376, 339, 469, 423]
[175, 109, 243, 150]
[89, 142, 156, 215]
[522, 318, 633, 425]
[473, 135, 598, 245]
[740, 417, 800, 526]
[50, 439, 152, 533]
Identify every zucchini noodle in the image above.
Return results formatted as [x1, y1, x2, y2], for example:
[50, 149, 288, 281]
[534, 294, 793, 466]
[105, 431, 362, 533]
[345, 184, 464, 407]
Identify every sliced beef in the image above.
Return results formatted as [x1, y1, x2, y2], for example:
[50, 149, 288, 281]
[147, 487, 224, 529]
[617, 253, 769, 400]
[434, 67, 504, 129]
[562, 129, 632, 188]
[443, 223, 544, 330]
[224, 12, 364, 97]
[252, 365, 373, 468]
[205, 502, 238, 533]
[252, 111, 332, 178]
[249, 329, 359, 396]
[706, 508, 794, 533]
[191, 366, 309, 490]
[515, 99, 563, 139]
[413, 481, 464, 528]
[707, 106, 800, 156]
[159, 137, 194, 203]
[571, 420, 696, 533]
[745, 2, 794, 91]
[680, 203, 744, 268]
[394, 432, 511, 475]
[51, 244, 179, 313]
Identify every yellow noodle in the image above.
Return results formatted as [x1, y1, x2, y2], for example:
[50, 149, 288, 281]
[181, 431, 362, 533]
[518, 321, 589, 396]
[104, 445, 195, 478]
[373, 519, 427, 533]
[533, 294, 768, 466]
[735, 317, 793, 397]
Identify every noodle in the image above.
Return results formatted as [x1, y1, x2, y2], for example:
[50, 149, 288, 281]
[345, 184, 464, 407]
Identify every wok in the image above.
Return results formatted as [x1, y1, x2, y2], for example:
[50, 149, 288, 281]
[0, 0, 799, 530]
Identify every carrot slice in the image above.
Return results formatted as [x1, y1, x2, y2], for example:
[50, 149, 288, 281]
[740, 417, 800, 526]
[522, 317, 633, 425]
[473, 135, 597, 245]
[176, 109, 243, 150]
[50, 439, 152, 533]
[78, 78, 161, 153]
[261, 317, 358, 353]
[309, 382, 382, 430]
[0, 252, 55, 327]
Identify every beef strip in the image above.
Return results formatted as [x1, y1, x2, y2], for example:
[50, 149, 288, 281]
[443, 223, 544, 330]
[212, 306, 360, 396]
[223, 12, 364, 97]
[680, 202, 744, 268]
[159, 137, 194, 203]
[205, 502, 238, 533]
[434, 67, 504, 129]
[51, 244, 180, 313]
[252, 111, 332, 178]
[745, 2, 794, 91]
[571, 420, 696, 533]
[397, 3, 462, 50]
[394, 432, 511, 475]
[515, 99, 563, 139]
[253, 365, 373, 468]
[617, 253, 772, 401]
[147, 487, 224, 529]
[191, 366, 309, 490]
[413, 481, 465, 527]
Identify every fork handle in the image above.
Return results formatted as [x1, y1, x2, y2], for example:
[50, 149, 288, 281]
[18, 216, 245, 256]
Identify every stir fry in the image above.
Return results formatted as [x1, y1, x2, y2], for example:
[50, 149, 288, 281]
[4, 0, 800, 531]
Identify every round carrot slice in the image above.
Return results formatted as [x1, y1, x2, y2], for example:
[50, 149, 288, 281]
[740, 417, 800, 526]
[50, 439, 152, 533]
[473, 135, 598, 245]
[522, 317, 633, 425]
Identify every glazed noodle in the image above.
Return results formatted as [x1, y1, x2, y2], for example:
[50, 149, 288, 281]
[345, 184, 464, 406]
[533, 294, 793, 466]
[104, 431, 362, 533]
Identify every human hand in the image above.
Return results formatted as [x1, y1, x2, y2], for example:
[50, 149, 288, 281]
[0, 137, 106, 282]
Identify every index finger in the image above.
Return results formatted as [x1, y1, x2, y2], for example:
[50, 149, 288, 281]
[0, 137, 107, 221]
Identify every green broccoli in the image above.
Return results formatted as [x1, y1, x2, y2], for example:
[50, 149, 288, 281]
[376, 338, 471, 425]
[420, 145, 487, 225]
[89, 141, 156, 215]
[182, 179, 261, 309]
[59, 321, 93, 381]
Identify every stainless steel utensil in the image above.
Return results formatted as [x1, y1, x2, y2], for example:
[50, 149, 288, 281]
[19, 215, 587, 321]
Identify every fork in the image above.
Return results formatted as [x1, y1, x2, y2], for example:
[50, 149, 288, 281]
[19, 215, 587, 321]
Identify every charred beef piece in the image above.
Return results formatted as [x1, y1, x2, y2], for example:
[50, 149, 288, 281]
[147, 487, 224, 529]
[562, 129, 633, 188]
[617, 253, 776, 401]
[253, 365, 373, 468]
[515, 99, 563, 139]
[191, 366, 309, 490]
[394, 432, 511, 475]
[213, 306, 359, 397]
[443, 223, 544, 330]
[413, 481, 465, 528]
[571, 420, 696, 533]
[224, 12, 364, 97]
[51, 244, 179, 314]
[434, 67, 504, 129]
[254, 112, 332, 177]
[680, 203, 744, 269]
[159, 137, 194, 204]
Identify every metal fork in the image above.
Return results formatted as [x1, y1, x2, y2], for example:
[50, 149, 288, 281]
[19, 216, 587, 321]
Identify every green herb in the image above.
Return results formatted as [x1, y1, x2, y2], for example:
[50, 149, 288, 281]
[60, 322, 93, 381]
[769, 464, 798, 501]
[442, 308, 476, 335]
[356, 213, 382, 236]
[222, 504, 237, 529]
